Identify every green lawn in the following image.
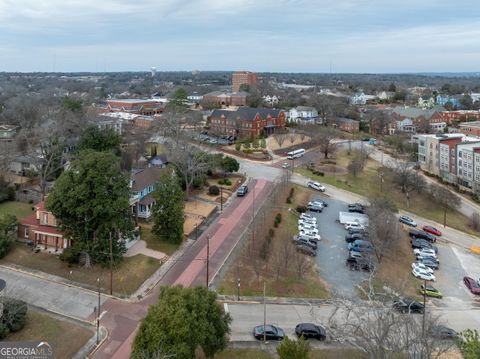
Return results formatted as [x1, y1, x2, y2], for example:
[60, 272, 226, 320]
[296, 158, 478, 236]
[139, 223, 180, 256]
[0, 201, 35, 218]
[6, 310, 93, 359]
[1, 242, 161, 296]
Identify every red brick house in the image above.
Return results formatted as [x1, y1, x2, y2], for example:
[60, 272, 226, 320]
[209, 108, 286, 137]
[17, 202, 70, 252]
[459, 121, 480, 137]
[202, 91, 248, 107]
[334, 118, 360, 133]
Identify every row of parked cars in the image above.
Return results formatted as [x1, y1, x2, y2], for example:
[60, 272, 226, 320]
[253, 322, 326, 341]
[343, 203, 374, 271]
[192, 132, 236, 145]
[292, 212, 322, 256]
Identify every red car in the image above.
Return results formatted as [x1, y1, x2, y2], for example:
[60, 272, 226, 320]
[422, 226, 442, 237]
[463, 276, 480, 295]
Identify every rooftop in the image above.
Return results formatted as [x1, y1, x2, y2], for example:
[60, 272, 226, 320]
[211, 107, 283, 121]
[107, 98, 157, 104]
[131, 167, 166, 192]
[460, 121, 480, 127]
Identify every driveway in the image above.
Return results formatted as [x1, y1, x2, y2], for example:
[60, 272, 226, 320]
[307, 194, 368, 298]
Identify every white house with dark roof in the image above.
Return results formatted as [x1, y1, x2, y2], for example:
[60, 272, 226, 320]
[130, 167, 166, 221]
[288, 106, 318, 123]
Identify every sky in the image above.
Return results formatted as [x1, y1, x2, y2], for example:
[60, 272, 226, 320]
[1, 0, 480, 73]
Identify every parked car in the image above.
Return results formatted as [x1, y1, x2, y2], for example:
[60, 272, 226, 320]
[411, 238, 438, 252]
[413, 248, 437, 258]
[412, 267, 435, 281]
[349, 250, 364, 259]
[295, 323, 326, 340]
[345, 222, 365, 231]
[281, 163, 290, 169]
[416, 258, 439, 270]
[411, 262, 434, 275]
[237, 185, 248, 197]
[419, 284, 443, 298]
[393, 299, 424, 314]
[348, 240, 373, 253]
[428, 325, 457, 339]
[298, 223, 318, 232]
[296, 244, 317, 256]
[347, 227, 366, 235]
[409, 229, 436, 243]
[463, 276, 480, 295]
[399, 215, 417, 227]
[299, 219, 317, 227]
[299, 230, 321, 241]
[346, 255, 373, 271]
[307, 181, 326, 192]
[307, 203, 323, 212]
[293, 235, 318, 250]
[345, 233, 365, 243]
[348, 203, 365, 210]
[253, 325, 285, 341]
[416, 254, 440, 264]
[311, 199, 328, 207]
[348, 205, 365, 214]
[422, 226, 442, 237]
[300, 213, 316, 221]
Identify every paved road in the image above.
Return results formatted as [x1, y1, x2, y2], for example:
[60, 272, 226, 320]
[0, 265, 107, 321]
[226, 302, 480, 341]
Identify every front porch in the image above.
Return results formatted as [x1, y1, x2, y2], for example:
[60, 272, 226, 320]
[32, 231, 70, 253]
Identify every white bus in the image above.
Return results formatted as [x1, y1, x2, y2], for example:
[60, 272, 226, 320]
[287, 148, 305, 160]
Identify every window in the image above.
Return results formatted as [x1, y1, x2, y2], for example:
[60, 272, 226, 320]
[24, 226, 29, 238]
[42, 213, 48, 224]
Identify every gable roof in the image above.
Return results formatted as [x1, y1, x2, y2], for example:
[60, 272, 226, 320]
[211, 107, 283, 121]
[131, 167, 166, 191]
[391, 105, 445, 119]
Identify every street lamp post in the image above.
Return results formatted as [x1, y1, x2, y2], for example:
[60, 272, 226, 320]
[220, 186, 223, 212]
[96, 278, 101, 344]
[237, 278, 240, 301]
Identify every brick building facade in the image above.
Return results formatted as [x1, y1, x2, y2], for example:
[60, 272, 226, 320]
[209, 108, 286, 137]
[202, 91, 248, 107]
[232, 71, 257, 92]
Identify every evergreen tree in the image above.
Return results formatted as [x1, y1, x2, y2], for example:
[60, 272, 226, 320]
[152, 171, 185, 244]
[78, 125, 122, 154]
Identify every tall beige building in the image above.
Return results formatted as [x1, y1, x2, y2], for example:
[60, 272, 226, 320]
[232, 71, 257, 92]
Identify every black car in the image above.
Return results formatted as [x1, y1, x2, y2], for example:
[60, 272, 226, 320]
[307, 204, 323, 212]
[253, 324, 285, 341]
[411, 238, 438, 253]
[345, 233, 364, 243]
[295, 323, 326, 340]
[348, 203, 365, 209]
[428, 325, 457, 340]
[236, 185, 248, 197]
[409, 229, 436, 243]
[348, 227, 366, 235]
[393, 299, 424, 314]
[417, 257, 439, 269]
[348, 205, 365, 214]
[296, 245, 316, 256]
[346, 256, 373, 271]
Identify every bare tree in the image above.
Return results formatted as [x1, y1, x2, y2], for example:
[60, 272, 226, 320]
[168, 142, 212, 199]
[391, 160, 426, 208]
[289, 129, 296, 146]
[313, 127, 337, 159]
[293, 250, 313, 279]
[367, 110, 391, 135]
[281, 240, 294, 272]
[429, 183, 461, 227]
[366, 198, 401, 263]
[347, 150, 368, 177]
[272, 131, 288, 149]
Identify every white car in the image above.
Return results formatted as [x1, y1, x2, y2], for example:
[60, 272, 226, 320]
[299, 216, 317, 223]
[300, 213, 316, 221]
[414, 248, 437, 258]
[299, 222, 317, 230]
[281, 163, 290, 169]
[299, 231, 321, 241]
[299, 226, 319, 235]
[411, 262, 434, 274]
[307, 181, 326, 192]
[345, 222, 365, 231]
[412, 267, 436, 281]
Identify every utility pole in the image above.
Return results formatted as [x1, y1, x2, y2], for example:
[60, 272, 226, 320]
[109, 232, 113, 295]
[263, 281, 267, 342]
[96, 278, 100, 344]
[220, 186, 223, 212]
[252, 186, 255, 247]
[206, 235, 210, 288]
[422, 279, 426, 336]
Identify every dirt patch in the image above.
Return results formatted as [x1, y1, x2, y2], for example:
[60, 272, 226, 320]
[266, 134, 311, 151]
[317, 164, 348, 174]
[184, 200, 217, 237]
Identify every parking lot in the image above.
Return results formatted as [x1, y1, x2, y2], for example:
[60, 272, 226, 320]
[305, 194, 368, 298]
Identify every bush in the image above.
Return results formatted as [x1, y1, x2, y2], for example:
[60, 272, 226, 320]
[268, 228, 275, 238]
[2, 298, 27, 333]
[193, 175, 207, 188]
[0, 323, 8, 339]
[260, 139, 266, 149]
[235, 143, 241, 151]
[243, 149, 253, 154]
[0, 236, 13, 259]
[274, 213, 282, 226]
[224, 178, 232, 186]
[208, 185, 220, 195]
[286, 197, 292, 204]
[59, 247, 80, 264]
[296, 205, 307, 213]
[218, 178, 226, 185]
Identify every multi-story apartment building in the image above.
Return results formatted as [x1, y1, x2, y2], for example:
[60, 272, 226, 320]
[232, 71, 257, 92]
[455, 142, 480, 188]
